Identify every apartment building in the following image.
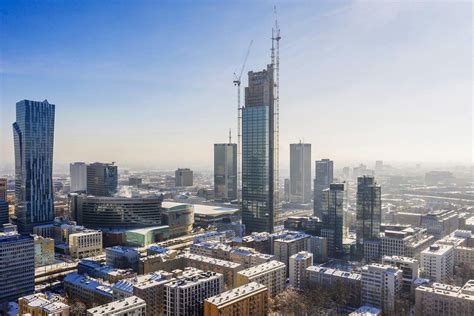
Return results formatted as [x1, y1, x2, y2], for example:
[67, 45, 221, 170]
[236, 260, 286, 297]
[289, 251, 313, 290]
[19, 293, 70, 316]
[415, 280, 474, 315]
[87, 296, 146, 316]
[63, 272, 113, 307]
[421, 210, 459, 239]
[420, 244, 454, 283]
[382, 255, 419, 299]
[273, 232, 310, 274]
[380, 227, 434, 259]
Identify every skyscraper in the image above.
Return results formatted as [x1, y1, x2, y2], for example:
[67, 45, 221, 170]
[0, 200, 8, 226]
[0, 178, 7, 201]
[241, 64, 279, 234]
[87, 162, 118, 197]
[13, 99, 55, 233]
[321, 183, 345, 258]
[214, 142, 237, 201]
[356, 176, 382, 258]
[175, 168, 193, 187]
[313, 159, 333, 218]
[289, 142, 311, 204]
[70, 162, 87, 192]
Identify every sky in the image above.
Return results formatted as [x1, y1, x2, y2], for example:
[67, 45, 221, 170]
[0, 0, 472, 172]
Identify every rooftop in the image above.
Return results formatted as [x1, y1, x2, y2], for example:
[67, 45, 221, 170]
[421, 244, 453, 256]
[237, 260, 285, 277]
[113, 271, 173, 293]
[205, 282, 267, 306]
[274, 232, 310, 242]
[182, 253, 241, 269]
[417, 280, 474, 300]
[20, 294, 69, 313]
[306, 266, 361, 281]
[193, 204, 239, 216]
[64, 272, 113, 296]
[165, 269, 222, 288]
[87, 296, 145, 315]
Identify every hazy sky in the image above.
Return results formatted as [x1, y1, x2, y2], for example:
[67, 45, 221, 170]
[0, 0, 472, 171]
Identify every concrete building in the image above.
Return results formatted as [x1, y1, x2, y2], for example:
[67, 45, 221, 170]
[273, 232, 310, 273]
[87, 296, 146, 316]
[161, 202, 194, 238]
[236, 260, 286, 297]
[420, 244, 454, 283]
[0, 232, 35, 303]
[241, 65, 280, 234]
[13, 99, 55, 233]
[421, 209, 459, 239]
[306, 266, 361, 307]
[19, 293, 70, 316]
[356, 176, 381, 260]
[70, 162, 87, 193]
[204, 282, 268, 316]
[164, 268, 224, 316]
[0, 200, 8, 226]
[214, 143, 237, 201]
[290, 142, 312, 204]
[382, 255, 419, 298]
[175, 168, 193, 187]
[310, 236, 328, 263]
[437, 230, 474, 271]
[361, 263, 402, 314]
[68, 229, 102, 259]
[394, 212, 422, 227]
[106, 246, 140, 271]
[0, 177, 6, 201]
[63, 272, 113, 307]
[313, 159, 333, 218]
[289, 251, 313, 290]
[87, 162, 118, 197]
[380, 227, 435, 260]
[321, 183, 345, 258]
[78, 260, 136, 283]
[415, 280, 474, 315]
[112, 271, 173, 316]
[34, 235, 55, 267]
[129, 177, 143, 186]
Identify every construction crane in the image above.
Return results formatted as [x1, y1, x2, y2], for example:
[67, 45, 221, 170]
[233, 40, 253, 206]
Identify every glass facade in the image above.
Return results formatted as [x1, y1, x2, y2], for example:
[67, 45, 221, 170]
[86, 162, 118, 197]
[289, 143, 312, 203]
[214, 143, 237, 201]
[313, 159, 334, 218]
[356, 176, 382, 257]
[321, 183, 345, 257]
[13, 99, 55, 233]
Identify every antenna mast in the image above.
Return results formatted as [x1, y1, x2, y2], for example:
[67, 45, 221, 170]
[272, 6, 281, 209]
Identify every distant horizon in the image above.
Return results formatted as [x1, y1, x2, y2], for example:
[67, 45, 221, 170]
[1, 1, 472, 169]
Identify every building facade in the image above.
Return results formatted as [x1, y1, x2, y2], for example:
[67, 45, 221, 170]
[236, 260, 285, 297]
[87, 296, 146, 316]
[70, 162, 87, 193]
[19, 293, 70, 316]
[289, 142, 311, 204]
[289, 251, 313, 290]
[273, 232, 311, 272]
[13, 99, 55, 233]
[321, 183, 345, 258]
[175, 168, 193, 187]
[214, 143, 237, 201]
[86, 162, 118, 197]
[34, 235, 55, 267]
[420, 244, 454, 283]
[415, 280, 474, 315]
[313, 159, 333, 218]
[68, 229, 103, 259]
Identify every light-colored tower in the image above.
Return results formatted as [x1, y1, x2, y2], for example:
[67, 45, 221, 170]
[290, 142, 311, 204]
[70, 162, 87, 192]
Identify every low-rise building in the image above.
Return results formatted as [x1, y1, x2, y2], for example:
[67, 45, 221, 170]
[415, 280, 474, 315]
[68, 229, 102, 259]
[380, 227, 434, 260]
[77, 259, 135, 283]
[87, 296, 146, 316]
[19, 293, 70, 316]
[421, 210, 459, 239]
[106, 246, 140, 271]
[420, 244, 454, 283]
[63, 272, 113, 308]
[289, 251, 313, 290]
[204, 282, 268, 316]
[236, 260, 285, 297]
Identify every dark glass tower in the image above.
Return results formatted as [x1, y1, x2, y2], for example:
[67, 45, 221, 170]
[241, 64, 279, 233]
[313, 159, 334, 218]
[290, 142, 312, 203]
[86, 162, 118, 197]
[214, 143, 237, 201]
[321, 183, 345, 258]
[13, 99, 55, 233]
[356, 176, 381, 257]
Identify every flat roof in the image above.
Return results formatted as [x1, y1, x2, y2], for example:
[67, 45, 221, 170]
[125, 225, 169, 235]
[205, 282, 267, 306]
[193, 204, 239, 216]
[87, 296, 145, 315]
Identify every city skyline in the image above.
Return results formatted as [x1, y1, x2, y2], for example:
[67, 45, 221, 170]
[1, 1, 472, 172]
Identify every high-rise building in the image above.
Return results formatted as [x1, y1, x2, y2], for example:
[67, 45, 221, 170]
[0, 178, 7, 201]
[70, 162, 87, 192]
[313, 159, 333, 218]
[420, 244, 454, 283]
[87, 162, 118, 197]
[273, 232, 311, 273]
[13, 99, 55, 233]
[289, 251, 313, 290]
[321, 183, 345, 258]
[241, 65, 280, 234]
[356, 176, 382, 259]
[214, 143, 237, 201]
[289, 142, 311, 204]
[283, 178, 290, 202]
[0, 200, 9, 226]
[175, 168, 193, 187]
[0, 231, 35, 303]
[375, 160, 383, 175]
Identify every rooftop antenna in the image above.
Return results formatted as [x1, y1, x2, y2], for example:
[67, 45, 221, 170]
[229, 128, 232, 144]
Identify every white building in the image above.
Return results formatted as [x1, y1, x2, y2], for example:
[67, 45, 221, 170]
[164, 268, 223, 316]
[236, 260, 286, 297]
[289, 251, 313, 290]
[421, 210, 459, 239]
[68, 229, 102, 259]
[415, 280, 474, 315]
[420, 244, 454, 283]
[273, 232, 310, 274]
[361, 263, 402, 314]
[70, 162, 87, 192]
[87, 296, 146, 316]
[437, 230, 474, 272]
[382, 255, 419, 298]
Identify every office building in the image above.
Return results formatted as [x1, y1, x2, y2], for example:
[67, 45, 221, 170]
[204, 282, 269, 316]
[214, 143, 237, 201]
[87, 296, 146, 316]
[164, 268, 224, 316]
[106, 246, 140, 271]
[273, 232, 310, 272]
[0, 177, 6, 201]
[70, 162, 87, 192]
[13, 99, 55, 233]
[421, 210, 459, 239]
[19, 293, 70, 316]
[420, 244, 454, 283]
[415, 280, 474, 315]
[161, 202, 194, 238]
[0, 232, 35, 303]
[310, 235, 328, 263]
[283, 216, 322, 236]
[63, 272, 113, 307]
[34, 235, 55, 267]
[68, 229, 102, 259]
[241, 65, 279, 234]
[382, 255, 419, 298]
[321, 183, 345, 258]
[0, 200, 8, 226]
[283, 178, 290, 202]
[290, 142, 311, 204]
[361, 263, 402, 314]
[375, 160, 383, 175]
[87, 162, 118, 197]
[129, 177, 143, 186]
[380, 226, 434, 259]
[306, 266, 361, 307]
[313, 159, 333, 218]
[437, 230, 474, 272]
[236, 260, 285, 297]
[175, 168, 193, 187]
[289, 251, 313, 290]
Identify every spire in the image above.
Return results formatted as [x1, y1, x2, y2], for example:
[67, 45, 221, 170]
[229, 128, 232, 144]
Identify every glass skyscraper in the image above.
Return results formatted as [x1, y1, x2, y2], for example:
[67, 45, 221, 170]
[214, 143, 237, 201]
[313, 159, 334, 218]
[241, 64, 279, 233]
[86, 162, 118, 197]
[321, 183, 345, 258]
[356, 176, 382, 257]
[290, 142, 312, 203]
[13, 99, 55, 233]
